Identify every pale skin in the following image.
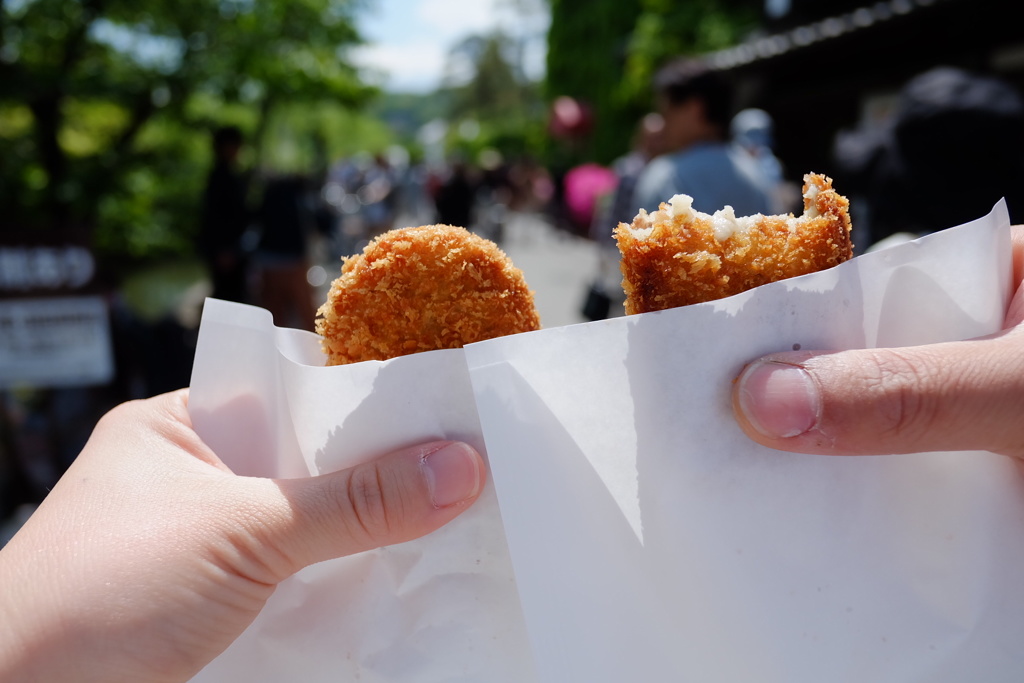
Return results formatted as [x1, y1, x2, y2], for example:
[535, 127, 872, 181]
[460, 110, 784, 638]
[733, 225, 1024, 459]
[0, 389, 485, 683]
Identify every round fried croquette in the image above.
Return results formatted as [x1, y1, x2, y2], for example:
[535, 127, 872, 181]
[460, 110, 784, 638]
[316, 224, 541, 365]
[615, 173, 853, 314]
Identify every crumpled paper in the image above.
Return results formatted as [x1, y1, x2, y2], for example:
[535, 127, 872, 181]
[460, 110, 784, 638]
[190, 201, 1022, 682]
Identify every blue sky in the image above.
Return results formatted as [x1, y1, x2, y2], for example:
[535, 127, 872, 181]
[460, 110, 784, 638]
[351, 0, 549, 93]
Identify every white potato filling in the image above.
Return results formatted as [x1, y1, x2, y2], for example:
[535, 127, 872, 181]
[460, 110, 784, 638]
[803, 182, 821, 218]
[627, 187, 820, 242]
[669, 193, 694, 219]
[628, 209, 655, 238]
[710, 205, 740, 241]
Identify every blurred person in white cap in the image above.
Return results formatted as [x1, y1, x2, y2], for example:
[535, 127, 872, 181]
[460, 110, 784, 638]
[730, 107, 794, 213]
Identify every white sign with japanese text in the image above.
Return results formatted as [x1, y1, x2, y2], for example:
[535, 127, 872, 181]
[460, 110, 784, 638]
[0, 296, 114, 389]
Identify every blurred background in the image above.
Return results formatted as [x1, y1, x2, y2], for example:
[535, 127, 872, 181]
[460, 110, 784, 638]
[3, 0, 1024, 539]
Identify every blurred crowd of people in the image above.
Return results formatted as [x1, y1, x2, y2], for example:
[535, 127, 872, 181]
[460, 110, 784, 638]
[197, 130, 561, 332]
[201, 58, 1024, 333]
[195, 58, 819, 334]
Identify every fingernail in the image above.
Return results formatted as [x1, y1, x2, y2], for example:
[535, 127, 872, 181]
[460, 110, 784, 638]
[736, 360, 820, 439]
[421, 442, 483, 508]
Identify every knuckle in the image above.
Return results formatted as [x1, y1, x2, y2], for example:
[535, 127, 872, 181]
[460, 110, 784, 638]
[220, 504, 297, 585]
[340, 464, 397, 543]
[862, 349, 942, 440]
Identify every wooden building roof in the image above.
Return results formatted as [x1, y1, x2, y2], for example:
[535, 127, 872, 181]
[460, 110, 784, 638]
[704, 0, 1024, 184]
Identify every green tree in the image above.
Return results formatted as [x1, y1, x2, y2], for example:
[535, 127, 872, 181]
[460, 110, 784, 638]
[621, 0, 760, 105]
[447, 33, 529, 122]
[0, 0, 372, 260]
[440, 30, 544, 161]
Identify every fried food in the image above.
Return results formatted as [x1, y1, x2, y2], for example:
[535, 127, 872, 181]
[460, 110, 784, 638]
[316, 224, 541, 365]
[615, 173, 853, 314]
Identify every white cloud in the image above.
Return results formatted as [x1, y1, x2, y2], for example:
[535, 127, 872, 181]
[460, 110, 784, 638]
[350, 41, 447, 93]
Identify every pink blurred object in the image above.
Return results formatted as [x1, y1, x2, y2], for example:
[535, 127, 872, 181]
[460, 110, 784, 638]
[549, 96, 594, 139]
[563, 163, 617, 231]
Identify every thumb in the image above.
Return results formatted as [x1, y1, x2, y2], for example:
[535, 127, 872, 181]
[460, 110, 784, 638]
[731, 330, 1024, 459]
[242, 441, 486, 578]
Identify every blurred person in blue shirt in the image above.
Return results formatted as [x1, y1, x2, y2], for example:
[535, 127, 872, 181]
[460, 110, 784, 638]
[632, 60, 774, 218]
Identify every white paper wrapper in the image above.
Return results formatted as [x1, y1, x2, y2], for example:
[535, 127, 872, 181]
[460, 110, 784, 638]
[188, 301, 536, 682]
[190, 201, 1022, 682]
[465, 201, 1024, 682]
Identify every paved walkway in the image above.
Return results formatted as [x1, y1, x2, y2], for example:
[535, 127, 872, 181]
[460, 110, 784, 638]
[498, 211, 622, 328]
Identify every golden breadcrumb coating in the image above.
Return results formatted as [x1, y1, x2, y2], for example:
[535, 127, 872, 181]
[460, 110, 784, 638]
[316, 224, 541, 365]
[615, 173, 853, 314]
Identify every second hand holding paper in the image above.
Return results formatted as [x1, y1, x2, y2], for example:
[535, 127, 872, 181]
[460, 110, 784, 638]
[466, 201, 1022, 683]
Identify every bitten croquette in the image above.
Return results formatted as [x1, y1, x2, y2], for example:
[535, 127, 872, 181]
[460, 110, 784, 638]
[615, 173, 853, 314]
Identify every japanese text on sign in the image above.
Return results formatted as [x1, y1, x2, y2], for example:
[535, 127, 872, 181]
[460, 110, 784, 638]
[0, 246, 95, 292]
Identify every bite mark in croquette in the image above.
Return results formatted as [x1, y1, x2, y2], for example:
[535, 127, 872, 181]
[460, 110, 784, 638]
[316, 224, 541, 365]
[615, 173, 853, 314]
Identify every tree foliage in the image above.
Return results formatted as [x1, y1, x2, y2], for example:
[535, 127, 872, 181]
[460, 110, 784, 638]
[0, 0, 374, 263]
[447, 33, 530, 122]
[544, 0, 643, 165]
[439, 30, 545, 161]
[621, 0, 760, 105]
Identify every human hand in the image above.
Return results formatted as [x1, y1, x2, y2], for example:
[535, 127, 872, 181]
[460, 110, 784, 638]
[0, 389, 485, 683]
[733, 225, 1024, 459]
